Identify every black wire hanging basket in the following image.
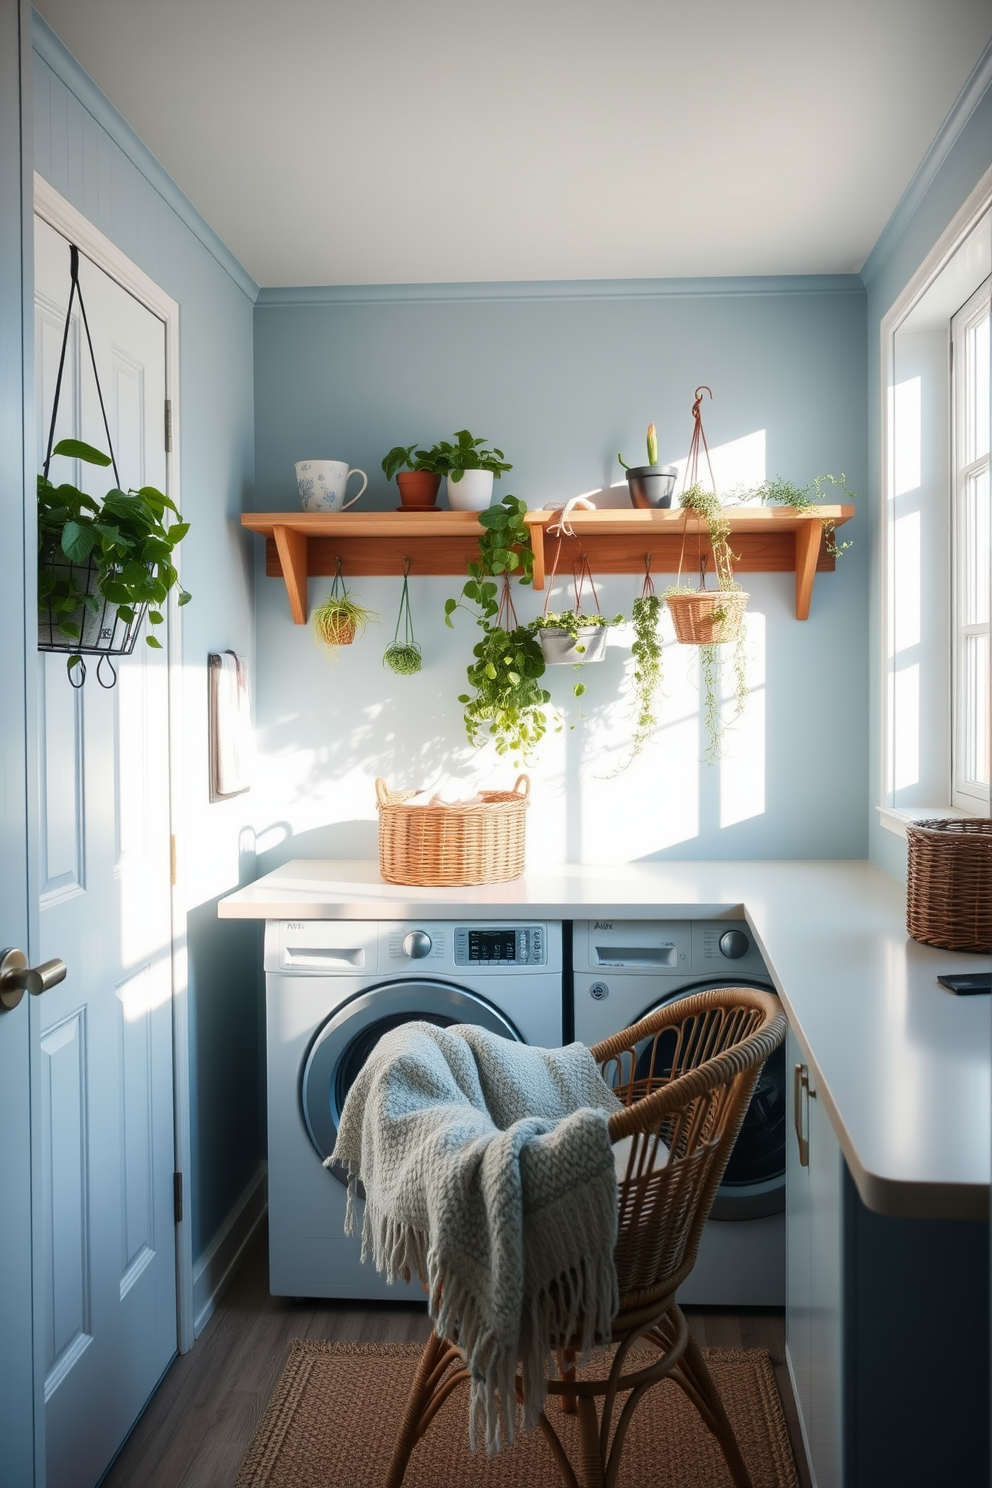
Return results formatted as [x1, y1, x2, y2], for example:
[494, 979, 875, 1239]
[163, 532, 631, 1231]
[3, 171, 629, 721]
[39, 552, 147, 687]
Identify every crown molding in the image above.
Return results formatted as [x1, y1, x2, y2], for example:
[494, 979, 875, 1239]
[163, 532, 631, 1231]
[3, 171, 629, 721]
[254, 274, 864, 308]
[861, 36, 992, 288]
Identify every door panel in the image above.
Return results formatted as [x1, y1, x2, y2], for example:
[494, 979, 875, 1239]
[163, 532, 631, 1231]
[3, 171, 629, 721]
[35, 213, 177, 1488]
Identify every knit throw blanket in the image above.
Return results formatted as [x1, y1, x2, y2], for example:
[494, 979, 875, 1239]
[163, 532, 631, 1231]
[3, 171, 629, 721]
[328, 1021, 624, 1452]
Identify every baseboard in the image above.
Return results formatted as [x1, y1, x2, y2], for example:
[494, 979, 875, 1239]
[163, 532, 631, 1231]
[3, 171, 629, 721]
[192, 1162, 268, 1337]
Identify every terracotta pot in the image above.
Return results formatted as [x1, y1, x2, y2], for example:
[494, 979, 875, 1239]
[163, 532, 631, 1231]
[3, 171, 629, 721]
[396, 471, 441, 508]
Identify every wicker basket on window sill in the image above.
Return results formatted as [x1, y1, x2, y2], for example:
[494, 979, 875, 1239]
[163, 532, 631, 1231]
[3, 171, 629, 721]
[905, 817, 992, 953]
[375, 775, 529, 887]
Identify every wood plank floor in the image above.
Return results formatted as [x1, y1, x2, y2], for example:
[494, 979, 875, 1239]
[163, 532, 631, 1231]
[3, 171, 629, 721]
[102, 1227, 811, 1488]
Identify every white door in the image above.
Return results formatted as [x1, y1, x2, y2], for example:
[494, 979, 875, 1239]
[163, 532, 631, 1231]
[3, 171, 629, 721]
[35, 215, 177, 1488]
[1, 3, 40, 1479]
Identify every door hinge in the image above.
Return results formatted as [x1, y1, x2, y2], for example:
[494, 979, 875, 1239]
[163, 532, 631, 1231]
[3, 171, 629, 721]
[170, 834, 177, 886]
[164, 399, 173, 453]
[173, 1171, 183, 1225]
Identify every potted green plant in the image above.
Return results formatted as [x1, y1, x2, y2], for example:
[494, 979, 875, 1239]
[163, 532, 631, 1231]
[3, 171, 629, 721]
[430, 430, 512, 511]
[312, 560, 378, 657]
[381, 443, 448, 510]
[619, 422, 677, 509]
[38, 437, 191, 681]
[444, 494, 552, 757]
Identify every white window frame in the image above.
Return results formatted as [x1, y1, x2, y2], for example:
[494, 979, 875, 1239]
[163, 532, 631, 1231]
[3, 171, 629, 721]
[878, 166, 992, 837]
[950, 278, 991, 810]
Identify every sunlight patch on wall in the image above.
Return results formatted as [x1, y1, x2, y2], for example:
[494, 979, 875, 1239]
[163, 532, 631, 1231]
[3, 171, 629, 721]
[720, 610, 766, 829]
[893, 377, 922, 497]
[893, 662, 920, 793]
[666, 429, 767, 495]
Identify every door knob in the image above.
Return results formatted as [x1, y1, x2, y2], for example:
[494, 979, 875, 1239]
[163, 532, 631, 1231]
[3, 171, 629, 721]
[0, 948, 67, 1011]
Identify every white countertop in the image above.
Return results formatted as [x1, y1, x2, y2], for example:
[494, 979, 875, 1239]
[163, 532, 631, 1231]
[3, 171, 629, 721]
[219, 858, 991, 1221]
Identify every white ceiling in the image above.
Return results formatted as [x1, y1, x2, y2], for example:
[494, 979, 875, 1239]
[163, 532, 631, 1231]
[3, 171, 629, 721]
[36, 0, 992, 288]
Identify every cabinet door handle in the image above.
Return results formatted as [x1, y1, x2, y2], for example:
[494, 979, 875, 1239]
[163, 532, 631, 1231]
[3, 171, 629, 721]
[793, 1062, 812, 1167]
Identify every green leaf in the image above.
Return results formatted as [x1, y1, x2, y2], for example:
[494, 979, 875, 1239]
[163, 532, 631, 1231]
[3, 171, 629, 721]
[61, 521, 96, 563]
[167, 520, 190, 542]
[52, 438, 112, 466]
[145, 634, 163, 649]
[573, 682, 586, 697]
[177, 589, 192, 607]
[137, 485, 179, 515]
[117, 606, 135, 623]
[148, 610, 164, 625]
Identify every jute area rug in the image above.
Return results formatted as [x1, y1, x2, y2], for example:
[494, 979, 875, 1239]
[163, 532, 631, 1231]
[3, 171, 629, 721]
[235, 1340, 800, 1488]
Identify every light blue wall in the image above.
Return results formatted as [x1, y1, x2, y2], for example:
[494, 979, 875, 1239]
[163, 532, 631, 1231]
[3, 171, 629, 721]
[252, 280, 869, 867]
[863, 52, 992, 881]
[32, 16, 263, 1265]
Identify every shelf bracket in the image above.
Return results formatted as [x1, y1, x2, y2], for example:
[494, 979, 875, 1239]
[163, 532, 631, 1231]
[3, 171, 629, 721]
[272, 525, 309, 625]
[794, 521, 822, 621]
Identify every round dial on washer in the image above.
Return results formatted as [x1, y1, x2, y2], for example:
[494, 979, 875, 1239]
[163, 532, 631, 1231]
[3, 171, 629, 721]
[403, 930, 433, 959]
[719, 929, 750, 959]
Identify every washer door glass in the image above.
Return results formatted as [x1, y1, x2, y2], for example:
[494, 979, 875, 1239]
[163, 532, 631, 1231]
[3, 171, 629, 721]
[302, 979, 522, 1166]
[632, 978, 785, 1219]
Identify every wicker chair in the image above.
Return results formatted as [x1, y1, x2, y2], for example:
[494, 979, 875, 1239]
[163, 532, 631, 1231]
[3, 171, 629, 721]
[384, 986, 788, 1488]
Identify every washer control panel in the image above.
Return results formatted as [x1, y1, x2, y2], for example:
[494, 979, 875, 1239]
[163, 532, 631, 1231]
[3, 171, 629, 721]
[454, 925, 546, 967]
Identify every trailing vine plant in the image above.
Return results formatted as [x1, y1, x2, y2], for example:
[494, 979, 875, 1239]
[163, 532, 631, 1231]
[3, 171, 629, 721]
[748, 473, 856, 559]
[443, 495, 552, 758]
[628, 560, 665, 757]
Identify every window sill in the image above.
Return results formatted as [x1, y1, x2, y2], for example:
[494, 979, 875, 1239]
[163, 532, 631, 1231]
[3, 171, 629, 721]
[876, 805, 972, 838]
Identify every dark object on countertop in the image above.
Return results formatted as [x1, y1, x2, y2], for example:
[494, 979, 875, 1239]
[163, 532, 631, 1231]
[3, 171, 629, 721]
[937, 972, 991, 995]
[905, 817, 992, 954]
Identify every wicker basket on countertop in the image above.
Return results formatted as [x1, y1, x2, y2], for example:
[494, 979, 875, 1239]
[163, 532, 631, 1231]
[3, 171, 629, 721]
[905, 817, 992, 953]
[375, 775, 529, 887]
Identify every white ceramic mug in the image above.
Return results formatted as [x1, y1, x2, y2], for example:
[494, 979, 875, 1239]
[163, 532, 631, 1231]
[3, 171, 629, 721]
[295, 460, 368, 512]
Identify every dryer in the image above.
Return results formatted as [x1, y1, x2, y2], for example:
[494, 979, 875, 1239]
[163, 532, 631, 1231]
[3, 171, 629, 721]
[572, 918, 785, 1306]
[265, 918, 563, 1299]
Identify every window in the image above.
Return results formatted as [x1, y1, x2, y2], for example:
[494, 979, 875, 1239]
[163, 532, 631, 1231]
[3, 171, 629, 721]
[880, 186, 991, 833]
[951, 279, 991, 808]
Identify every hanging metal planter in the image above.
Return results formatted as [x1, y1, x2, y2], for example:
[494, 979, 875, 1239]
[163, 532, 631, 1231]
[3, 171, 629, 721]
[535, 498, 620, 665]
[39, 554, 146, 688]
[37, 243, 190, 688]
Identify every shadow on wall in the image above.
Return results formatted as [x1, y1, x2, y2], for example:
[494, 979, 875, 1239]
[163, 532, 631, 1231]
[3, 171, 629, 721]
[186, 895, 265, 1260]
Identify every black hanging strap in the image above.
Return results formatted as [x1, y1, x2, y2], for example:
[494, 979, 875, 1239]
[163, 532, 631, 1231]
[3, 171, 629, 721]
[42, 244, 121, 489]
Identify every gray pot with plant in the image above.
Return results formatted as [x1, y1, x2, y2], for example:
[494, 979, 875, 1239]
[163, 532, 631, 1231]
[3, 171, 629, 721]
[619, 422, 677, 509]
[532, 612, 616, 665]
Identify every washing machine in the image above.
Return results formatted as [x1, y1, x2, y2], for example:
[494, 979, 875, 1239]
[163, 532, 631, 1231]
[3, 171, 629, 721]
[265, 917, 563, 1299]
[572, 919, 785, 1306]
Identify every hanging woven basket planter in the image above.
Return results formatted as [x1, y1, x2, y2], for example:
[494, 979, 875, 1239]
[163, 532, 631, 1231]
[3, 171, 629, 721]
[667, 585, 748, 645]
[666, 387, 749, 646]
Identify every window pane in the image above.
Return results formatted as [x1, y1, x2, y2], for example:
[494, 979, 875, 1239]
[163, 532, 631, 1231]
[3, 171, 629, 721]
[963, 467, 990, 626]
[964, 632, 990, 788]
[968, 312, 989, 464]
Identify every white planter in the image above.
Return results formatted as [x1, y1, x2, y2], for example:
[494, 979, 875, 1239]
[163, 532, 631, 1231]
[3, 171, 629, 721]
[446, 470, 494, 511]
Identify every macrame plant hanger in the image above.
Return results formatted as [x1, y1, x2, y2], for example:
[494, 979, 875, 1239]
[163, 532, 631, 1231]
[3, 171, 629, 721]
[41, 244, 132, 689]
[676, 385, 717, 595]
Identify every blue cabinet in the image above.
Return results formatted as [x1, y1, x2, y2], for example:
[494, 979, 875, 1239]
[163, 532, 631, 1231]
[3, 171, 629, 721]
[786, 1027, 989, 1487]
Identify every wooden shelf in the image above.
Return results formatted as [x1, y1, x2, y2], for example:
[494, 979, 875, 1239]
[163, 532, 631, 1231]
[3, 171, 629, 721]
[242, 505, 854, 624]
